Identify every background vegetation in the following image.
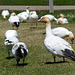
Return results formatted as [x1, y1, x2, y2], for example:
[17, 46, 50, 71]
[0, 10, 75, 75]
[54, 0, 75, 5]
[0, 0, 75, 5]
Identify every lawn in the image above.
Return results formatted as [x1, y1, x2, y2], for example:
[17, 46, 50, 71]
[54, 0, 75, 5]
[0, 10, 75, 75]
[0, 0, 75, 5]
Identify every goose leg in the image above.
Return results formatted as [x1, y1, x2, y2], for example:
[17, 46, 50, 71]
[31, 23, 33, 29]
[17, 27, 18, 30]
[23, 58, 25, 64]
[63, 57, 65, 62]
[31, 23, 33, 25]
[8, 50, 10, 58]
[53, 56, 56, 62]
[12, 25, 14, 30]
[36, 23, 37, 27]
[16, 59, 20, 65]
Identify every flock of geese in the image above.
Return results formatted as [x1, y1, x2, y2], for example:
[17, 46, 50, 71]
[1, 6, 75, 65]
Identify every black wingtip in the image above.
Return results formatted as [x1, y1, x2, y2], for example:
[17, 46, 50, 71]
[62, 49, 75, 61]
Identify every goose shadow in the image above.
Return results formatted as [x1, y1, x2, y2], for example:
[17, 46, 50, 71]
[22, 21, 27, 23]
[13, 63, 28, 66]
[45, 61, 68, 64]
[5, 56, 15, 59]
[30, 27, 37, 29]
[43, 32, 46, 35]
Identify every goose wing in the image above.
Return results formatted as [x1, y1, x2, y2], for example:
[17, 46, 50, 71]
[44, 36, 73, 57]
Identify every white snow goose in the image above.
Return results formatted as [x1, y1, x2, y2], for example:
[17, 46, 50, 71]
[8, 12, 20, 29]
[1, 10, 10, 21]
[25, 6, 30, 15]
[5, 30, 18, 39]
[29, 11, 38, 27]
[4, 37, 19, 57]
[52, 27, 74, 44]
[38, 17, 75, 62]
[17, 6, 30, 22]
[40, 14, 57, 22]
[57, 14, 68, 24]
[12, 42, 28, 65]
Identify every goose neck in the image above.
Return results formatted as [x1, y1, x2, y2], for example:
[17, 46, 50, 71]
[46, 22, 53, 37]
[26, 9, 29, 14]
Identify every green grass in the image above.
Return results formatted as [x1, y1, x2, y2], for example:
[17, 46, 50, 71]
[0, 10, 75, 75]
[0, 0, 75, 5]
[0, 0, 48, 5]
[54, 0, 75, 5]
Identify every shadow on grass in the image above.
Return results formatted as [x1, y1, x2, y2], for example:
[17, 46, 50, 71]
[13, 63, 28, 66]
[5, 56, 15, 59]
[43, 32, 46, 35]
[45, 61, 68, 64]
[30, 27, 37, 29]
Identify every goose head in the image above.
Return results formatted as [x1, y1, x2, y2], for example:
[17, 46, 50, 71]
[5, 37, 19, 46]
[16, 44, 26, 58]
[30, 12, 34, 15]
[5, 39, 14, 46]
[3, 16, 6, 21]
[69, 31, 74, 44]
[38, 17, 50, 23]
[14, 22, 20, 27]
[11, 12, 16, 16]
[26, 6, 30, 9]
[30, 11, 36, 15]
[58, 14, 64, 18]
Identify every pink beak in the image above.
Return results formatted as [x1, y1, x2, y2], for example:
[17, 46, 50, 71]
[38, 19, 41, 22]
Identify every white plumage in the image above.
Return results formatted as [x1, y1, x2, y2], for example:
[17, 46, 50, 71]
[8, 12, 20, 29]
[38, 17, 75, 62]
[4, 37, 19, 57]
[5, 30, 18, 39]
[17, 13, 28, 22]
[1, 10, 10, 20]
[40, 14, 57, 21]
[29, 11, 38, 27]
[52, 27, 74, 44]
[12, 42, 28, 65]
[17, 6, 30, 22]
[57, 14, 68, 24]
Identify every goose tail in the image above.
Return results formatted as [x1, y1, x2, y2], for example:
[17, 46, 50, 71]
[62, 49, 75, 61]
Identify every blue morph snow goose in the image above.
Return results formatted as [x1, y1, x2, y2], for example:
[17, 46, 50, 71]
[8, 12, 20, 29]
[38, 17, 75, 62]
[57, 14, 68, 24]
[51, 27, 74, 44]
[29, 11, 38, 27]
[1, 10, 10, 21]
[5, 30, 18, 39]
[12, 42, 28, 65]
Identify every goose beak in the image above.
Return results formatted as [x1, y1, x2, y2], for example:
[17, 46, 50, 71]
[57, 15, 60, 18]
[70, 37, 74, 44]
[38, 19, 41, 22]
[3, 16, 6, 21]
[4, 18, 6, 21]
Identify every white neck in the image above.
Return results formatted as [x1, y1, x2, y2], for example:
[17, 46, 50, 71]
[26, 9, 29, 14]
[46, 22, 53, 37]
